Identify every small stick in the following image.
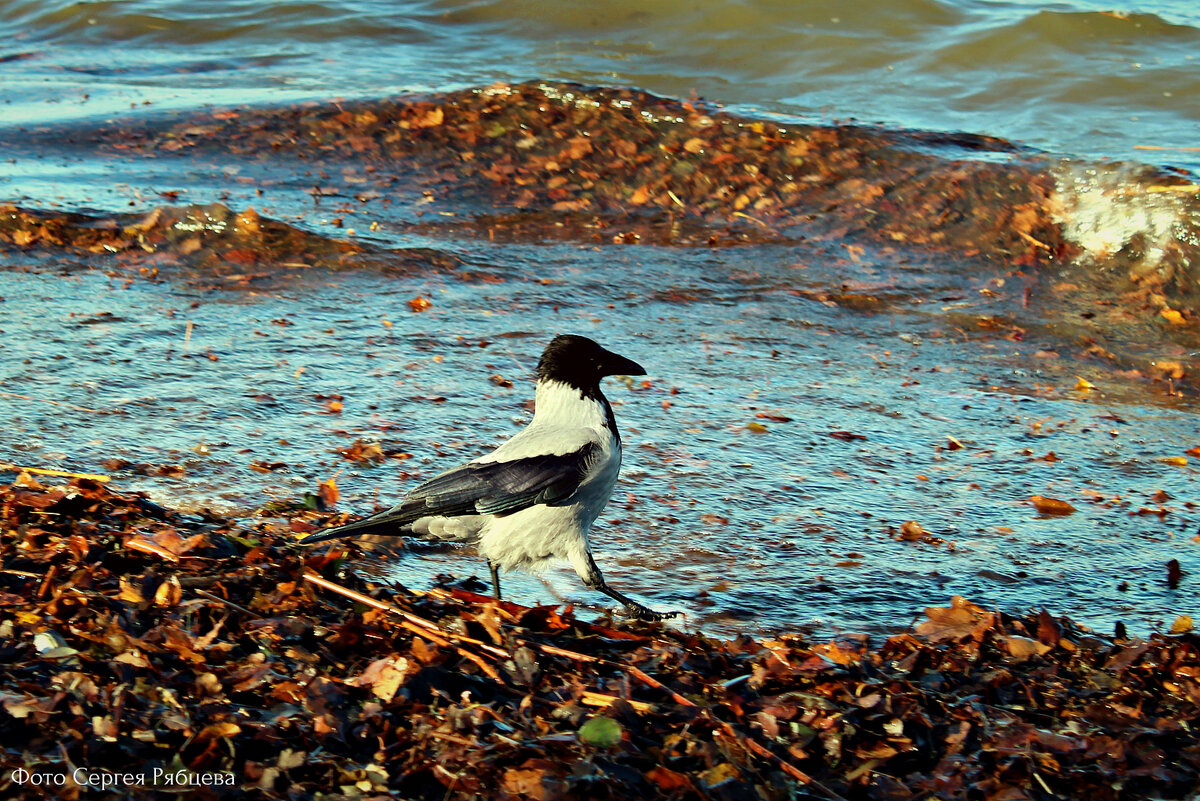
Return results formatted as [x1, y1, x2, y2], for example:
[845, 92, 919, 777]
[455, 645, 504, 682]
[309, 575, 691, 708]
[124, 536, 180, 562]
[37, 564, 59, 601]
[193, 588, 255, 617]
[303, 572, 509, 657]
[581, 691, 654, 713]
[714, 721, 815, 787]
[0, 463, 111, 482]
[397, 620, 452, 648]
[1016, 230, 1051, 250]
[626, 664, 697, 708]
[536, 643, 697, 707]
[0, 392, 113, 416]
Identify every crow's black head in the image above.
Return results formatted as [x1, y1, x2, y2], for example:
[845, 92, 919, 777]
[537, 335, 645, 394]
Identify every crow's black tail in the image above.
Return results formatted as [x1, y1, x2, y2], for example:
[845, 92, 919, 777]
[299, 511, 407, 544]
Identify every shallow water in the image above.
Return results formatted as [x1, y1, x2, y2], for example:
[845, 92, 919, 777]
[1, 0, 1198, 638]
[2, 230, 1196, 637]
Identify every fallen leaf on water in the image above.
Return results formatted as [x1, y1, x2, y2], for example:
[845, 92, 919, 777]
[319, 477, 340, 507]
[896, 520, 942, 544]
[1169, 615, 1193, 634]
[408, 296, 432, 312]
[339, 439, 385, 464]
[1159, 455, 1188, 466]
[1074, 377, 1097, 391]
[1031, 495, 1076, 516]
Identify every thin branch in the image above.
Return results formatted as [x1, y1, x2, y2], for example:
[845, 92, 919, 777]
[0, 463, 111, 483]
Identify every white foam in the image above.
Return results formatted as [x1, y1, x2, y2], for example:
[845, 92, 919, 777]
[1051, 161, 1197, 272]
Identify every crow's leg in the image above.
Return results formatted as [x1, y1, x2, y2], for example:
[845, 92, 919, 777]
[488, 560, 503, 600]
[581, 552, 678, 621]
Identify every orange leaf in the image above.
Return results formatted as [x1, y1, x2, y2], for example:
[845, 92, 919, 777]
[1000, 635, 1051, 660]
[647, 765, 694, 792]
[916, 596, 994, 643]
[125, 535, 180, 563]
[1031, 495, 1076, 515]
[197, 721, 241, 741]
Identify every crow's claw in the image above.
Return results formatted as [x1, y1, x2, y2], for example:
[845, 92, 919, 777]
[618, 603, 680, 622]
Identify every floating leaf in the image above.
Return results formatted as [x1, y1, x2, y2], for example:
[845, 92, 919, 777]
[1031, 495, 1076, 516]
[318, 476, 340, 507]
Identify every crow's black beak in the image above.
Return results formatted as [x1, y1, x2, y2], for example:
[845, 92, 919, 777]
[604, 351, 646, 377]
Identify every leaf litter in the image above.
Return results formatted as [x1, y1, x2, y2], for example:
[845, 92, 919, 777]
[1, 477, 1197, 799]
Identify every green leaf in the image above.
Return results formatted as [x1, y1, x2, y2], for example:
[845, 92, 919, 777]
[578, 716, 622, 748]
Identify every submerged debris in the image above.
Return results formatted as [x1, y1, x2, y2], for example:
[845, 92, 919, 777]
[1, 477, 1197, 799]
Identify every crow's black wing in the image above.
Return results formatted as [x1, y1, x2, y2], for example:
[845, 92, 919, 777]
[300, 444, 598, 543]
[409, 444, 599, 516]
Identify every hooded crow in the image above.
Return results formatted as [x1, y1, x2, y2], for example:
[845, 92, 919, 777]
[300, 334, 677, 621]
